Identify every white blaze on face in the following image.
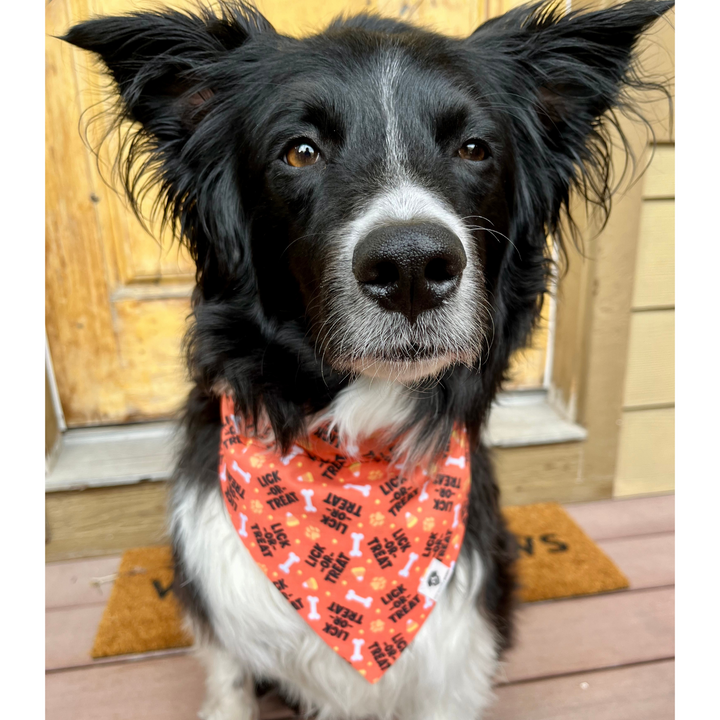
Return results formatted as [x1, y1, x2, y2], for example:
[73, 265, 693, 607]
[379, 52, 406, 181]
[315, 50, 489, 387]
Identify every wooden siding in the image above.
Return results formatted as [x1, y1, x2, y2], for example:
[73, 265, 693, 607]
[616, 166, 675, 496]
[623, 310, 675, 408]
[632, 200, 675, 309]
[613, 6, 674, 498]
[615, 408, 675, 498]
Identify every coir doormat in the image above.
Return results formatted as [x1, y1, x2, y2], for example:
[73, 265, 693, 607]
[503, 502, 629, 602]
[90, 546, 192, 658]
[91, 502, 627, 658]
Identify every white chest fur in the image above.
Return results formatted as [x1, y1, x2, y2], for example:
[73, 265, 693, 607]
[172, 482, 499, 720]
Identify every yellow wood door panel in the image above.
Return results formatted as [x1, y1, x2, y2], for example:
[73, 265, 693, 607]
[47, 0, 549, 427]
[623, 309, 674, 408]
[47, 0, 193, 426]
[632, 200, 674, 309]
[615, 407, 674, 497]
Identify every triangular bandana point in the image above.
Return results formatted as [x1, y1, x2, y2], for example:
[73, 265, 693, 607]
[218, 396, 471, 684]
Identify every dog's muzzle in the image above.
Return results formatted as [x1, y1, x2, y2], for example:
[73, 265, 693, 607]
[352, 223, 467, 324]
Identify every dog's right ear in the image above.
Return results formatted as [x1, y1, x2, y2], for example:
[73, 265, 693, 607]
[62, 3, 276, 288]
[62, 3, 274, 138]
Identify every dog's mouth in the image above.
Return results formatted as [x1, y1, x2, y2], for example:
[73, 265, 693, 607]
[368, 343, 453, 362]
[314, 293, 487, 383]
[333, 343, 479, 383]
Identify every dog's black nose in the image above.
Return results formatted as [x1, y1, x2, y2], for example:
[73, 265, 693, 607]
[352, 223, 467, 324]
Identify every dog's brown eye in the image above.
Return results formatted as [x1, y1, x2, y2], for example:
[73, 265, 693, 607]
[285, 142, 320, 168]
[458, 141, 488, 162]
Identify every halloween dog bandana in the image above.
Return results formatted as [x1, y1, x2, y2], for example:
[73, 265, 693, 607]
[218, 395, 471, 683]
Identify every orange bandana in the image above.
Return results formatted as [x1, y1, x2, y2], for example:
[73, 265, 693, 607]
[218, 396, 471, 683]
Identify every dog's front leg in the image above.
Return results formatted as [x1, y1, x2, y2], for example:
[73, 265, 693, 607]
[197, 641, 259, 720]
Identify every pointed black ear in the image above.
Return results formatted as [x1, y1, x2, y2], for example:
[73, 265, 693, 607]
[461, 1, 673, 364]
[61, 3, 276, 290]
[62, 3, 274, 136]
[465, 0, 673, 237]
[470, 0, 673, 143]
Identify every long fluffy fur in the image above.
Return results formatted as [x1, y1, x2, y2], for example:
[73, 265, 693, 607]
[63, 2, 673, 717]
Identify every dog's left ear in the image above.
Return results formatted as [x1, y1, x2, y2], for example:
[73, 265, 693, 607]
[466, 0, 674, 221]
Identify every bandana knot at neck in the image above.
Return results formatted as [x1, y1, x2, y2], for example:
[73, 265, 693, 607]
[218, 395, 471, 684]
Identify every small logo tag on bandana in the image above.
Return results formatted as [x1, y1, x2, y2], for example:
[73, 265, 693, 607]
[218, 396, 471, 683]
[417, 558, 454, 603]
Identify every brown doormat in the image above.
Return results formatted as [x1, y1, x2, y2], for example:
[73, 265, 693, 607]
[90, 546, 192, 659]
[503, 502, 629, 602]
[91, 502, 627, 658]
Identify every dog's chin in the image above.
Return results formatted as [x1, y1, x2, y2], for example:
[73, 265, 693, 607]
[342, 353, 464, 384]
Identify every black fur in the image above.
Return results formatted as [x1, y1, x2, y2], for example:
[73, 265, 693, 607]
[63, 0, 673, 670]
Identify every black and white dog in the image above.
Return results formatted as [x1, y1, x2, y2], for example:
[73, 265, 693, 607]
[64, 1, 673, 717]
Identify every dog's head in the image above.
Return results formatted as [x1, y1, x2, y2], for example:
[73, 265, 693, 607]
[64, 0, 673, 449]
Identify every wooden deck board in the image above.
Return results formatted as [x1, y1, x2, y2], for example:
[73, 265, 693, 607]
[45, 655, 295, 720]
[598, 533, 674, 590]
[46, 655, 674, 720]
[45, 555, 121, 610]
[489, 660, 674, 720]
[565, 494, 674, 540]
[46, 605, 105, 671]
[501, 587, 674, 684]
[45, 585, 675, 696]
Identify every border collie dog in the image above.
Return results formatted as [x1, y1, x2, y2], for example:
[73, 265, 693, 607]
[64, 1, 672, 717]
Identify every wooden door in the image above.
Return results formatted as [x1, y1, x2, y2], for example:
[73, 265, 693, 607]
[46, 0, 542, 428]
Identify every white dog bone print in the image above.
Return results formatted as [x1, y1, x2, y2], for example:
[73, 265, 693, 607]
[345, 484, 371, 497]
[345, 589, 373, 608]
[280, 445, 304, 465]
[445, 455, 466, 469]
[238, 513, 248, 538]
[219, 464, 227, 482]
[300, 488, 317, 512]
[229, 414, 239, 434]
[279, 552, 300, 574]
[350, 638, 365, 662]
[349, 532, 364, 557]
[345, 443, 359, 457]
[424, 594, 434, 609]
[399, 552, 420, 578]
[452, 503, 461, 529]
[419, 481, 430, 503]
[307, 596, 321, 621]
[232, 461, 252, 483]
